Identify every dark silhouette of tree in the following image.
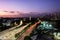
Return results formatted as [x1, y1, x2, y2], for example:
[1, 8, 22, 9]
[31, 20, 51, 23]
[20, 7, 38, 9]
[24, 36, 32, 40]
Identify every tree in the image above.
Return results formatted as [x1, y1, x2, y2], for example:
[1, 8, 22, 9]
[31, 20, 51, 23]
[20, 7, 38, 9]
[24, 36, 32, 40]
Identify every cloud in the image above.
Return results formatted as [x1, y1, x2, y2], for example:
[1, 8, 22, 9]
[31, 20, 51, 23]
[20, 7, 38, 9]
[0, 11, 19, 15]
[9, 11, 15, 13]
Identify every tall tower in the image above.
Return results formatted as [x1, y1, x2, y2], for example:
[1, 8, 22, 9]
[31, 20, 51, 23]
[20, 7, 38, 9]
[55, 13, 57, 20]
[29, 16, 31, 21]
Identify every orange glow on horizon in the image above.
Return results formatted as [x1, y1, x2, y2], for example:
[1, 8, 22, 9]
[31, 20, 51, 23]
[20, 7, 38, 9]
[0, 11, 22, 18]
[0, 11, 19, 16]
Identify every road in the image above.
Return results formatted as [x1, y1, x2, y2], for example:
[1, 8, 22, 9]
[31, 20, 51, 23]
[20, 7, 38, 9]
[0, 20, 23, 36]
[17, 20, 41, 40]
[0, 22, 31, 40]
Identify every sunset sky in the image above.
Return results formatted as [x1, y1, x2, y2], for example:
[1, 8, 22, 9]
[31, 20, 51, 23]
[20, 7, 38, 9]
[0, 0, 60, 16]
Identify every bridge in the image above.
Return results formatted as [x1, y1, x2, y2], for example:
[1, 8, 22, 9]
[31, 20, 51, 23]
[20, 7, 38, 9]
[0, 20, 31, 40]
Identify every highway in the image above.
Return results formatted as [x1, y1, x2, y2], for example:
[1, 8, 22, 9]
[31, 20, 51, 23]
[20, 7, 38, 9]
[17, 20, 41, 40]
[0, 20, 31, 40]
[0, 20, 23, 36]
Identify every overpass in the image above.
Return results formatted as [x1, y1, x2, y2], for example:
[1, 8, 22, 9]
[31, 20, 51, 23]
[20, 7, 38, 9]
[0, 20, 31, 40]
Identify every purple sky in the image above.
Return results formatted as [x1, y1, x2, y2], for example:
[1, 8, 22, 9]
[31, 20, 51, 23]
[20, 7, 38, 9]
[0, 0, 60, 13]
